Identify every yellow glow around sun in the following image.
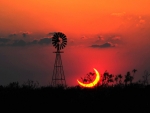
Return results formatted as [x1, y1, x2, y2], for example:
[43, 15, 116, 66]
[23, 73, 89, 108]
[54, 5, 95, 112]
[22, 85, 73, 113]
[77, 68, 100, 88]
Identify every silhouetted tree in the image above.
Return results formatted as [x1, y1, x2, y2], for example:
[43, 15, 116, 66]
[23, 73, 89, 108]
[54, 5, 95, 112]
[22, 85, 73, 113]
[107, 74, 114, 86]
[118, 74, 123, 84]
[102, 70, 109, 86]
[114, 75, 118, 84]
[124, 71, 133, 85]
[115, 74, 123, 85]
[22, 79, 39, 89]
[101, 70, 115, 86]
[81, 77, 88, 83]
[7, 82, 20, 89]
[142, 70, 150, 86]
[81, 72, 95, 83]
[132, 69, 137, 78]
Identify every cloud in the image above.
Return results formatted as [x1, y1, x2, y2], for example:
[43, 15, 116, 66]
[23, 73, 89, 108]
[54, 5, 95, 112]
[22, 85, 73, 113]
[0, 36, 53, 47]
[12, 40, 27, 46]
[0, 38, 10, 43]
[112, 36, 121, 40]
[0, 38, 11, 46]
[81, 36, 87, 39]
[38, 38, 51, 45]
[9, 33, 17, 37]
[29, 40, 38, 45]
[98, 36, 104, 41]
[91, 42, 116, 48]
[94, 35, 104, 44]
[22, 31, 31, 37]
[11, 38, 51, 46]
[48, 32, 56, 36]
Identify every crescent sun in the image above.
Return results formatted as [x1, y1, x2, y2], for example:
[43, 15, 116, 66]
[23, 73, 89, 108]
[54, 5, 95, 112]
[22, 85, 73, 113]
[77, 68, 100, 88]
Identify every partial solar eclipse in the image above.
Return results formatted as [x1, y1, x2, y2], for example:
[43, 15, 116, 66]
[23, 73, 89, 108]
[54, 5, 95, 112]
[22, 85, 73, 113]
[77, 68, 100, 88]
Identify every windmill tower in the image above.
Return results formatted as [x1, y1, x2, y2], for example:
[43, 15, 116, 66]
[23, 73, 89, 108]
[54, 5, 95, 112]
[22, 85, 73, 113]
[51, 32, 67, 87]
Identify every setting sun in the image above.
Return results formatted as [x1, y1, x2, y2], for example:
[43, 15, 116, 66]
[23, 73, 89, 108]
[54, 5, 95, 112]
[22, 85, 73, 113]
[77, 68, 100, 88]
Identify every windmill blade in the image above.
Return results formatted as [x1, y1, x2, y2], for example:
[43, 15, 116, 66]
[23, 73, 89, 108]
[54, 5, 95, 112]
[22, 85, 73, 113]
[52, 41, 56, 44]
[63, 42, 66, 45]
[53, 33, 57, 38]
[63, 45, 66, 48]
[60, 33, 63, 37]
[52, 32, 67, 50]
[55, 34, 58, 39]
[62, 37, 66, 40]
[63, 39, 67, 42]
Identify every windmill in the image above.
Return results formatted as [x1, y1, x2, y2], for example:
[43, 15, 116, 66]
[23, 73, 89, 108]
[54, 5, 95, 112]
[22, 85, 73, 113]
[51, 32, 67, 87]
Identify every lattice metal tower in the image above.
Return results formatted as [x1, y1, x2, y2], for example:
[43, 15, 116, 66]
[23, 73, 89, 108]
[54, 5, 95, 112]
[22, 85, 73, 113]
[51, 32, 67, 87]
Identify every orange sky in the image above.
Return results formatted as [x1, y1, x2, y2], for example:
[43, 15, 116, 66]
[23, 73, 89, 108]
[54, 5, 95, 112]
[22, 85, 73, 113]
[1, 0, 150, 35]
[0, 1, 150, 86]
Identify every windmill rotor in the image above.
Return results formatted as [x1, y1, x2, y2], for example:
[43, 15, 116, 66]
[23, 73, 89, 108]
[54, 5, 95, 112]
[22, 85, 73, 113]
[52, 32, 67, 51]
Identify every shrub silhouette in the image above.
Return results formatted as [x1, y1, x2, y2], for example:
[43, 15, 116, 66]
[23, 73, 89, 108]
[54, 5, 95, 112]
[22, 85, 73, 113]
[22, 79, 39, 89]
[142, 70, 150, 86]
[80, 71, 95, 83]
[132, 69, 137, 77]
[6, 82, 20, 89]
[124, 71, 133, 85]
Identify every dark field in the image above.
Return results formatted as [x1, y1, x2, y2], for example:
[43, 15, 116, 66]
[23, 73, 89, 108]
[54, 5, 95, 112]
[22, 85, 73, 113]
[0, 82, 150, 112]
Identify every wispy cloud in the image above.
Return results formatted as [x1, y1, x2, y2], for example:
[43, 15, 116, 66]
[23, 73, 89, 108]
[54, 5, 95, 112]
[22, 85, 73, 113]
[0, 38, 10, 43]
[38, 38, 51, 45]
[47, 32, 56, 36]
[12, 40, 26, 46]
[22, 31, 31, 37]
[9, 33, 17, 37]
[112, 36, 121, 40]
[98, 35, 104, 41]
[0, 36, 52, 47]
[29, 40, 38, 45]
[91, 42, 116, 48]
[81, 36, 88, 40]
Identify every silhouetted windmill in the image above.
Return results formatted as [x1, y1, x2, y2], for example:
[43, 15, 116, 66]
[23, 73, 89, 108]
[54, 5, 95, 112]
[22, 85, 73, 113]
[51, 32, 67, 87]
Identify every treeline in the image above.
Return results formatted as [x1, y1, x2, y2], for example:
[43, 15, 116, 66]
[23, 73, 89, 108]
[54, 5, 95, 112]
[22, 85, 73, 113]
[0, 69, 149, 89]
[0, 69, 150, 112]
[78, 69, 150, 87]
